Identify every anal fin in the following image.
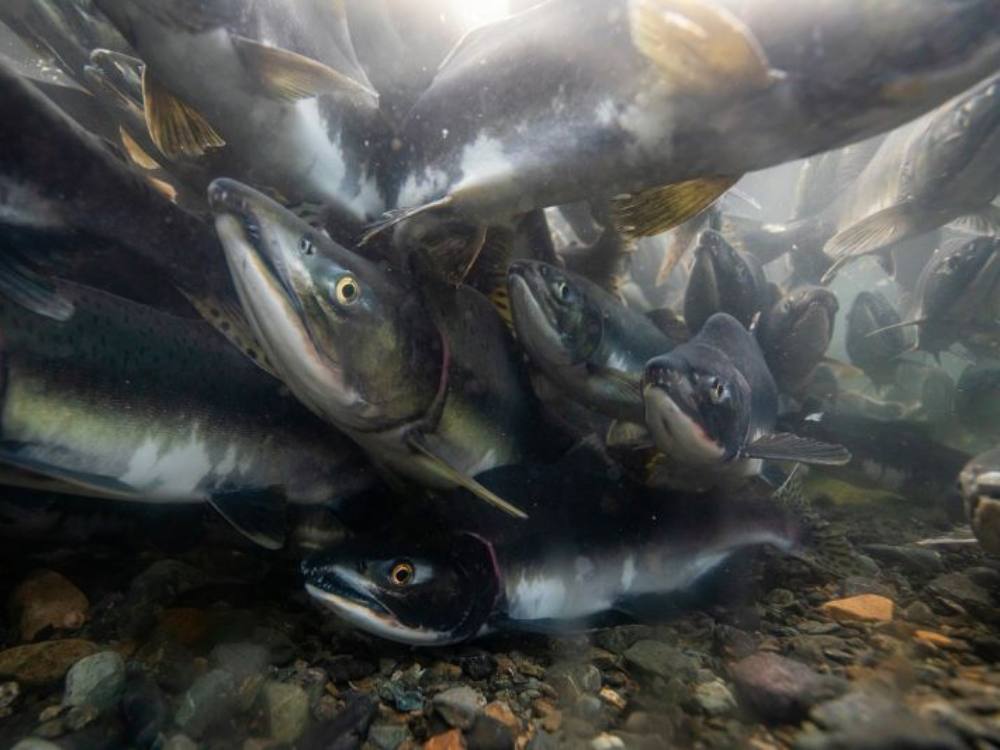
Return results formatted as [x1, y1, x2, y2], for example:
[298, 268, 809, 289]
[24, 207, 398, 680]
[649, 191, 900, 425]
[0, 253, 75, 321]
[612, 175, 738, 240]
[821, 202, 923, 283]
[142, 67, 225, 158]
[209, 488, 286, 550]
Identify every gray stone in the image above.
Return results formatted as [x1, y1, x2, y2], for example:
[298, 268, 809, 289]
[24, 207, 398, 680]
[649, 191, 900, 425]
[433, 685, 486, 729]
[468, 714, 516, 750]
[11, 740, 63, 750]
[64, 703, 99, 731]
[174, 668, 237, 738]
[0, 680, 20, 709]
[261, 681, 310, 743]
[927, 572, 997, 620]
[810, 690, 900, 731]
[902, 600, 937, 625]
[623, 640, 696, 680]
[546, 662, 602, 697]
[368, 723, 411, 750]
[593, 626, 653, 655]
[63, 651, 126, 712]
[965, 566, 1000, 590]
[694, 679, 737, 716]
[730, 653, 846, 724]
[162, 735, 199, 750]
[209, 642, 269, 681]
[862, 544, 943, 574]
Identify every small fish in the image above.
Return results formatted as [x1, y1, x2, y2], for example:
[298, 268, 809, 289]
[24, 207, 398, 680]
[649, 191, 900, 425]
[789, 411, 970, 507]
[883, 236, 1000, 356]
[819, 73, 1000, 282]
[683, 229, 770, 335]
[302, 466, 799, 645]
[209, 178, 542, 519]
[642, 313, 849, 488]
[0, 279, 377, 549]
[955, 364, 1000, 440]
[508, 260, 676, 424]
[757, 285, 838, 394]
[959, 447, 1000, 555]
[845, 291, 907, 387]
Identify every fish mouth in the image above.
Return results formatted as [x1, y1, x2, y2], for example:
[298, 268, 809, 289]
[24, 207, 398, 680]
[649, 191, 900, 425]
[303, 569, 449, 646]
[642, 367, 726, 464]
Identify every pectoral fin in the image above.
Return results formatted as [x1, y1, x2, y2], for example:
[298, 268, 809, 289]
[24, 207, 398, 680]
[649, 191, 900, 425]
[606, 420, 654, 450]
[209, 489, 286, 550]
[630, 0, 773, 94]
[142, 67, 225, 158]
[947, 206, 1000, 236]
[743, 433, 851, 465]
[119, 126, 160, 170]
[233, 36, 379, 108]
[406, 435, 528, 519]
[821, 203, 922, 282]
[612, 176, 739, 240]
[0, 254, 75, 321]
[0, 445, 136, 499]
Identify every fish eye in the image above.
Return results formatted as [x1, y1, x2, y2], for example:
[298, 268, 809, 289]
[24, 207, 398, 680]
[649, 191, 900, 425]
[335, 276, 361, 305]
[708, 377, 727, 404]
[389, 561, 415, 586]
[555, 281, 571, 301]
[299, 236, 315, 255]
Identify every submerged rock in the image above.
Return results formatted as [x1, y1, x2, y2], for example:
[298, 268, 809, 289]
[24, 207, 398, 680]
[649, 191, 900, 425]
[623, 640, 696, 680]
[730, 653, 845, 724]
[0, 640, 98, 686]
[820, 595, 894, 623]
[173, 668, 237, 738]
[63, 651, 126, 712]
[121, 669, 168, 749]
[9, 570, 89, 642]
[261, 681, 310, 743]
[434, 685, 487, 730]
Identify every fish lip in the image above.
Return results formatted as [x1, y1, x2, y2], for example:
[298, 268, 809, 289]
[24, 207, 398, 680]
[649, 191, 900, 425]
[508, 264, 571, 366]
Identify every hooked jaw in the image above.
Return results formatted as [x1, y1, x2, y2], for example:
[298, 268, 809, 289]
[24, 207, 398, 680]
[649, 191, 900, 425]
[302, 562, 453, 646]
[642, 362, 726, 465]
[507, 261, 571, 366]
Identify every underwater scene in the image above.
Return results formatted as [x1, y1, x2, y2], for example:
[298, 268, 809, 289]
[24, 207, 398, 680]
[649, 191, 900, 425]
[1, 0, 1000, 748]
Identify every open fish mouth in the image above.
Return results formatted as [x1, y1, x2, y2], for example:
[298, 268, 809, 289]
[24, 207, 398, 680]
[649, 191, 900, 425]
[303, 569, 447, 645]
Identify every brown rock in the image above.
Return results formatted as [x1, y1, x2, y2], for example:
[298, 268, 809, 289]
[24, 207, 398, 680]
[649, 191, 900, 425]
[0, 640, 98, 685]
[598, 687, 627, 711]
[9, 570, 89, 641]
[914, 630, 953, 649]
[424, 728, 466, 750]
[821, 595, 894, 623]
[485, 700, 521, 733]
[532, 698, 563, 732]
[157, 609, 210, 647]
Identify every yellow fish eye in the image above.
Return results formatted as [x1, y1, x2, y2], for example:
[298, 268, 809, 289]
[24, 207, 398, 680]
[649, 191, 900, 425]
[335, 275, 361, 305]
[389, 561, 415, 586]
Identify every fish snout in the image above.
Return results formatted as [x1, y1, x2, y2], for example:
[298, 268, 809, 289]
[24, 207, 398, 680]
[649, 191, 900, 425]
[643, 358, 683, 392]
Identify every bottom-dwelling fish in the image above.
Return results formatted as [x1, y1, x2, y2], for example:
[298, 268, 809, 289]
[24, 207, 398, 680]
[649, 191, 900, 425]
[302, 466, 800, 645]
[0, 278, 377, 548]
[641, 313, 849, 489]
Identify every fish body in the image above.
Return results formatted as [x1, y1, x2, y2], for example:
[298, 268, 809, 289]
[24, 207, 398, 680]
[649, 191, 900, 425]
[380, 0, 1000, 245]
[642, 313, 848, 487]
[303, 465, 798, 645]
[0, 279, 376, 548]
[683, 229, 769, 335]
[955, 365, 1000, 440]
[819, 73, 1000, 280]
[845, 291, 907, 386]
[960, 447, 1000, 555]
[508, 260, 675, 423]
[210, 179, 539, 518]
[757, 286, 839, 394]
[908, 236, 1000, 355]
[791, 412, 969, 506]
[94, 0, 384, 227]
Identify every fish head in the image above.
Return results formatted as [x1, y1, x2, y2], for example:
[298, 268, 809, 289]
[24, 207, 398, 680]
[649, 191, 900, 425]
[642, 346, 750, 465]
[960, 448, 1000, 555]
[507, 260, 603, 368]
[924, 74, 1000, 171]
[209, 178, 441, 431]
[301, 532, 500, 645]
[762, 286, 839, 375]
[921, 236, 1000, 316]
